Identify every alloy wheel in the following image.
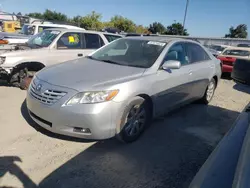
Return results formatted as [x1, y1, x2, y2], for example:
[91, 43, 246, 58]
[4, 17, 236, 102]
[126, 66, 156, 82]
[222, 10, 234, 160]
[124, 104, 146, 137]
[206, 81, 215, 101]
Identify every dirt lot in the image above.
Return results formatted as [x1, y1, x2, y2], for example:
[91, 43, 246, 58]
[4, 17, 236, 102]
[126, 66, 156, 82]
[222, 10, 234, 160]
[0, 79, 250, 188]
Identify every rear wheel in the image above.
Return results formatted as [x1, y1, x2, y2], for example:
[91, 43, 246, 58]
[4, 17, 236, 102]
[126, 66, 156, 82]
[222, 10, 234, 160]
[116, 97, 151, 143]
[200, 78, 216, 104]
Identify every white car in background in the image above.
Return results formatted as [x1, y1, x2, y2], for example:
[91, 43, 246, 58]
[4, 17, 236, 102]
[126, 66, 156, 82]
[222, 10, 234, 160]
[21, 22, 85, 36]
[0, 28, 122, 87]
[0, 22, 85, 45]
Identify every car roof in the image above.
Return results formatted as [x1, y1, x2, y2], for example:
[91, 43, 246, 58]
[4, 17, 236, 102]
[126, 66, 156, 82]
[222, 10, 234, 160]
[124, 36, 198, 43]
[25, 23, 83, 29]
[224, 47, 250, 51]
[44, 28, 122, 36]
[211, 44, 230, 47]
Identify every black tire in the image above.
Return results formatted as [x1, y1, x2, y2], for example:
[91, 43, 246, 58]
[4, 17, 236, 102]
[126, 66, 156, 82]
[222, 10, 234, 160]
[200, 78, 216, 104]
[116, 96, 151, 143]
[9, 71, 21, 87]
[10, 68, 35, 89]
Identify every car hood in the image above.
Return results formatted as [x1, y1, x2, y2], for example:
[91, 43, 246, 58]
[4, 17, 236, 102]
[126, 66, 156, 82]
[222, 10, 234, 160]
[0, 32, 30, 39]
[37, 58, 146, 91]
[1, 48, 48, 57]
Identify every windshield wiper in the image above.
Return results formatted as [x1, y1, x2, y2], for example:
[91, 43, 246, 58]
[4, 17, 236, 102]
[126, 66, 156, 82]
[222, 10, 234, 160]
[128, 64, 146, 68]
[98, 59, 123, 65]
[86, 56, 94, 59]
[33, 44, 43, 48]
[86, 56, 121, 65]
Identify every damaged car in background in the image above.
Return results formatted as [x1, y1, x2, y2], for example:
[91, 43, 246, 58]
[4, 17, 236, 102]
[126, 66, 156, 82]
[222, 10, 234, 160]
[217, 47, 250, 73]
[0, 28, 122, 89]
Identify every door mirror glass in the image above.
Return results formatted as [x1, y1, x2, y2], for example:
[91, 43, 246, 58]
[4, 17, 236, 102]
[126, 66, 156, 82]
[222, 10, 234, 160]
[162, 60, 181, 70]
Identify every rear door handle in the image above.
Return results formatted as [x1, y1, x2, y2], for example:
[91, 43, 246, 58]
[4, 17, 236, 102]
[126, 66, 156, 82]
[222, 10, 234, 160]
[189, 71, 193, 75]
[78, 53, 83, 57]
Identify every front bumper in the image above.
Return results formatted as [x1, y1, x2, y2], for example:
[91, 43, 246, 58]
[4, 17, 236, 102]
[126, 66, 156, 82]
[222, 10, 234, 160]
[26, 80, 125, 140]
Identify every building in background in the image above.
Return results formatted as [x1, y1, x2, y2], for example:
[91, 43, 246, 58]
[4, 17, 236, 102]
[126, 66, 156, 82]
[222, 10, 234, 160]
[160, 34, 250, 47]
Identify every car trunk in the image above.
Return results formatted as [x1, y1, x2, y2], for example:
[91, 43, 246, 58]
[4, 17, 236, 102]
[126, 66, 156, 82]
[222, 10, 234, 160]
[217, 56, 236, 67]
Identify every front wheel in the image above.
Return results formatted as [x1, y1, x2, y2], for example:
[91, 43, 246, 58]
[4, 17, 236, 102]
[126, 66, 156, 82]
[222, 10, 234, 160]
[200, 78, 216, 104]
[10, 68, 36, 90]
[116, 97, 151, 143]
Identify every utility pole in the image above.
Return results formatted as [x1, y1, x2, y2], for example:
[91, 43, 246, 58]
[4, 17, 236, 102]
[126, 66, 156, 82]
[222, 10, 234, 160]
[182, 0, 189, 35]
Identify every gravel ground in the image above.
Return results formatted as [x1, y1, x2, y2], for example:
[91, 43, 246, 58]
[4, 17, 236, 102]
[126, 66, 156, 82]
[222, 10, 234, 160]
[0, 79, 250, 188]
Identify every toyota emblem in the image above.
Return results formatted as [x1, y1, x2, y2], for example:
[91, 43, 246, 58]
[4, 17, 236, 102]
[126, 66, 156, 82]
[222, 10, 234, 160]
[36, 84, 42, 92]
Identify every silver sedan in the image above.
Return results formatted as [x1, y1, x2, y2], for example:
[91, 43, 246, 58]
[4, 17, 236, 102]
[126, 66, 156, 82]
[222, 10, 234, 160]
[26, 37, 222, 143]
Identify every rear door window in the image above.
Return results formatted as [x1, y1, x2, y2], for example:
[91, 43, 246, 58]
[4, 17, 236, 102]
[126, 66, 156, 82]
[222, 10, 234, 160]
[185, 43, 211, 63]
[57, 32, 82, 49]
[84, 33, 104, 49]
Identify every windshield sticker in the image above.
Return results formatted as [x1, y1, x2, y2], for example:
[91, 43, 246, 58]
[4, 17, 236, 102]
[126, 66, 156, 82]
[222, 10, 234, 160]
[147, 41, 166, 46]
[68, 36, 75, 43]
[51, 31, 60, 35]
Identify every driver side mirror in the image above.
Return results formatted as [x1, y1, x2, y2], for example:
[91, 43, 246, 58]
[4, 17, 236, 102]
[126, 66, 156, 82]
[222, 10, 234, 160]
[162, 60, 181, 70]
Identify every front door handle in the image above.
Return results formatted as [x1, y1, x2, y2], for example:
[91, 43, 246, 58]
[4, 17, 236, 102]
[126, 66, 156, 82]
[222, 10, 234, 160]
[78, 53, 83, 57]
[210, 64, 215, 68]
[189, 71, 193, 75]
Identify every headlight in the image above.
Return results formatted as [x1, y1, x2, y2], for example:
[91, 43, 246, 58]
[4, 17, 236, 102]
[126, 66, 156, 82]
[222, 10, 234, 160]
[0, 56, 5, 65]
[66, 90, 119, 105]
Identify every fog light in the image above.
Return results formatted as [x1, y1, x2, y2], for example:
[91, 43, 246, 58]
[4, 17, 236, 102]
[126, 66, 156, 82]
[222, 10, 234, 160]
[73, 127, 91, 134]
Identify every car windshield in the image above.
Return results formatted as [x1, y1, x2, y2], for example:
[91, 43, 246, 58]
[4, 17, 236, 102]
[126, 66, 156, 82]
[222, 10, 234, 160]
[89, 38, 166, 68]
[223, 49, 250, 56]
[210, 45, 226, 52]
[27, 30, 60, 48]
[104, 34, 122, 42]
[237, 44, 250, 48]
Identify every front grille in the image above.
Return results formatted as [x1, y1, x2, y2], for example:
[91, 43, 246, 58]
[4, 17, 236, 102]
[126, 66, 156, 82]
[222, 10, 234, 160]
[30, 82, 67, 105]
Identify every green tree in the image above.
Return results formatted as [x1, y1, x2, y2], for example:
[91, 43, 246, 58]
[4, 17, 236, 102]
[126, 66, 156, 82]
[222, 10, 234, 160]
[102, 21, 114, 28]
[225, 24, 248, 38]
[110, 15, 136, 32]
[43, 9, 68, 21]
[70, 15, 82, 27]
[27, 12, 44, 19]
[165, 22, 189, 36]
[148, 22, 166, 34]
[79, 11, 103, 30]
[135, 25, 148, 34]
[27, 9, 68, 22]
